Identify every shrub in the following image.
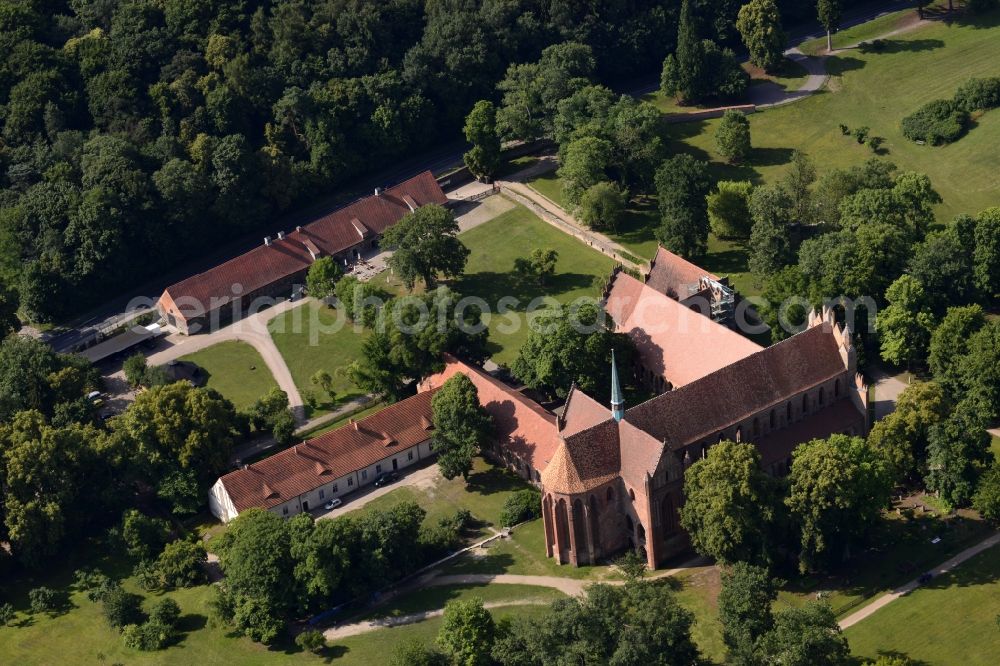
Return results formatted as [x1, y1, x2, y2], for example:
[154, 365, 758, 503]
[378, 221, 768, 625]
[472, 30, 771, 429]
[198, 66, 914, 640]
[295, 629, 327, 653]
[866, 136, 884, 152]
[155, 538, 207, 589]
[499, 488, 542, 527]
[28, 587, 58, 614]
[122, 621, 174, 651]
[0, 602, 15, 626]
[102, 585, 145, 629]
[577, 181, 627, 232]
[715, 110, 752, 163]
[838, 124, 850, 135]
[149, 598, 181, 627]
[901, 99, 968, 145]
[852, 126, 870, 144]
[953, 76, 1000, 112]
[133, 560, 161, 592]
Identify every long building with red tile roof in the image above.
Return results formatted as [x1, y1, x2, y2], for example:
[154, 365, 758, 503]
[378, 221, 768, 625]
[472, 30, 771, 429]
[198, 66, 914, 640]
[159, 171, 447, 334]
[209, 389, 439, 522]
[605, 271, 762, 391]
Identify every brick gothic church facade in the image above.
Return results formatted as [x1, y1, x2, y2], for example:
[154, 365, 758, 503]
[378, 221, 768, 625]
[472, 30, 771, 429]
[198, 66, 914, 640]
[423, 249, 869, 569]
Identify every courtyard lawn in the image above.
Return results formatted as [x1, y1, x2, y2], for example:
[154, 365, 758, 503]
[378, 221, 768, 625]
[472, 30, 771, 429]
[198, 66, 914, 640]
[452, 203, 616, 366]
[268, 300, 369, 416]
[671, 565, 727, 664]
[663, 9, 1000, 222]
[991, 434, 999, 462]
[345, 457, 537, 541]
[845, 545, 1000, 665]
[178, 340, 279, 410]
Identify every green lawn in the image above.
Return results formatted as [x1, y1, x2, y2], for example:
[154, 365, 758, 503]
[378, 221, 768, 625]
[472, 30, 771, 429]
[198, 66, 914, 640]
[178, 340, 279, 410]
[345, 457, 536, 540]
[452, 203, 616, 366]
[664, 9, 1000, 222]
[775, 510, 993, 620]
[268, 300, 369, 416]
[991, 435, 1000, 462]
[845, 544, 1000, 664]
[671, 565, 727, 664]
[0, 563, 324, 665]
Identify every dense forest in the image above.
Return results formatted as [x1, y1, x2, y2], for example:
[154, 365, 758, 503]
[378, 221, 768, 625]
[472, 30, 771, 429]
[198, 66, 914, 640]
[0, 0, 868, 323]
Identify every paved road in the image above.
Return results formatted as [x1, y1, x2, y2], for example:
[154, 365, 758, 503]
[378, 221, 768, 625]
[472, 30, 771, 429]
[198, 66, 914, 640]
[869, 365, 910, 421]
[839, 532, 1000, 630]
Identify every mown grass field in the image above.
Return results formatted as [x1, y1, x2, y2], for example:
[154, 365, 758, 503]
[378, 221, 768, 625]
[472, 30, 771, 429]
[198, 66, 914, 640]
[268, 300, 369, 415]
[452, 202, 616, 366]
[664, 9, 1000, 222]
[179, 340, 279, 410]
[845, 545, 1000, 665]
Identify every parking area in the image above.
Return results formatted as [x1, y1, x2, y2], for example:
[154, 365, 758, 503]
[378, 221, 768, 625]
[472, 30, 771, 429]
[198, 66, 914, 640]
[311, 460, 442, 521]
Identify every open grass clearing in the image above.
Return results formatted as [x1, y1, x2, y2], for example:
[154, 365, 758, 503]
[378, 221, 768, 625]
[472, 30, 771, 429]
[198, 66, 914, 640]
[664, 9, 1000, 222]
[178, 340, 279, 411]
[452, 203, 616, 366]
[844, 543, 1000, 664]
[268, 300, 369, 417]
[297, 402, 387, 439]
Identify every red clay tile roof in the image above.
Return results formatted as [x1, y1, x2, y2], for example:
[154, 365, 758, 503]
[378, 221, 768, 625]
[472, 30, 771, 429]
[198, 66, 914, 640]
[605, 273, 762, 388]
[618, 418, 665, 492]
[560, 386, 611, 438]
[645, 246, 722, 299]
[624, 323, 849, 448]
[542, 419, 621, 494]
[219, 389, 438, 513]
[421, 356, 560, 472]
[162, 171, 447, 318]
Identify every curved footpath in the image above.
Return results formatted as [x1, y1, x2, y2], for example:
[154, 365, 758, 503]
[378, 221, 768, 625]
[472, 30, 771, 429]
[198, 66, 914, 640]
[145, 299, 306, 420]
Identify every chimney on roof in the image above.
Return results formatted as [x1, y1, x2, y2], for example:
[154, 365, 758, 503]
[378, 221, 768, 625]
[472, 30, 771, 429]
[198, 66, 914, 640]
[296, 226, 302, 232]
[277, 231, 285, 240]
[351, 419, 358, 431]
[374, 187, 381, 196]
[264, 236, 272, 246]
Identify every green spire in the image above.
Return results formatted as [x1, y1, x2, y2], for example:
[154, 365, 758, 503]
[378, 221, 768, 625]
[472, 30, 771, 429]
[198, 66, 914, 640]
[611, 349, 624, 422]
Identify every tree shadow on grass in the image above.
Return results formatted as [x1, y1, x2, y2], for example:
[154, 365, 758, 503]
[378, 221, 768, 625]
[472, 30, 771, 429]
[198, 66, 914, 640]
[850, 651, 932, 666]
[701, 245, 750, 277]
[750, 146, 794, 168]
[858, 38, 946, 54]
[455, 271, 598, 309]
[321, 645, 349, 663]
[465, 467, 528, 496]
[826, 55, 866, 75]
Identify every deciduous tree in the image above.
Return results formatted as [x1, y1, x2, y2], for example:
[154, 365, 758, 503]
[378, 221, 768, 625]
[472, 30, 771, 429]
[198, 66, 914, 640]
[718, 562, 776, 665]
[432, 374, 493, 481]
[817, 0, 842, 52]
[786, 435, 892, 572]
[737, 0, 787, 72]
[655, 154, 712, 259]
[463, 100, 501, 180]
[382, 205, 469, 290]
[716, 110, 752, 163]
[577, 181, 627, 232]
[680, 442, 778, 566]
[437, 597, 496, 666]
[708, 181, 754, 239]
[305, 256, 342, 300]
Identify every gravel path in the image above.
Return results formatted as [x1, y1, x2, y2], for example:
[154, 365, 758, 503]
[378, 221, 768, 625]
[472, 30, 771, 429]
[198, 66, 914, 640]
[751, 48, 830, 109]
[324, 600, 551, 640]
[839, 532, 1000, 630]
[146, 299, 307, 420]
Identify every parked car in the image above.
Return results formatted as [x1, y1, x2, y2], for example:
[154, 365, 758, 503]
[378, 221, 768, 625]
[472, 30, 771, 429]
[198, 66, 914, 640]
[373, 472, 399, 488]
[323, 498, 342, 510]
